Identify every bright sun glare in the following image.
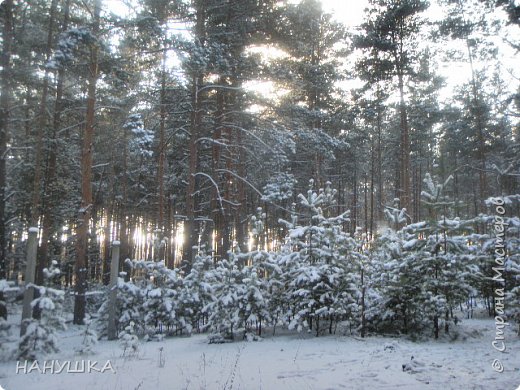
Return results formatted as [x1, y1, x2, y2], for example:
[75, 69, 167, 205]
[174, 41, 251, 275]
[102, 0, 518, 104]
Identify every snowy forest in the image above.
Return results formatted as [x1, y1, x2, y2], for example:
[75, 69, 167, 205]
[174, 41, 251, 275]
[0, 0, 520, 388]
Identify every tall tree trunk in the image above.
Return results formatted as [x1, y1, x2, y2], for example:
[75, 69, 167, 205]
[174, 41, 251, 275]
[235, 117, 247, 254]
[221, 124, 232, 259]
[0, 0, 14, 320]
[31, 0, 58, 227]
[183, 1, 205, 271]
[40, 0, 72, 289]
[376, 95, 383, 223]
[370, 136, 375, 238]
[120, 112, 130, 268]
[360, 267, 366, 338]
[102, 203, 112, 285]
[398, 71, 411, 219]
[74, 0, 101, 325]
[467, 40, 487, 212]
[351, 165, 358, 235]
[212, 77, 225, 261]
[364, 173, 368, 237]
[157, 51, 166, 232]
[33, 0, 58, 294]
[395, 25, 411, 220]
[156, 51, 167, 261]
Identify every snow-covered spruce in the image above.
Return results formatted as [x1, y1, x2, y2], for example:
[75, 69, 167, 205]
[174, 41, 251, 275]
[369, 174, 478, 338]
[119, 321, 139, 357]
[75, 320, 98, 355]
[17, 286, 67, 360]
[278, 180, 359, 336]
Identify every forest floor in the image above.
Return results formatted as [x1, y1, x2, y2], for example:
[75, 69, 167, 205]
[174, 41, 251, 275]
[0, 309, 519, 390]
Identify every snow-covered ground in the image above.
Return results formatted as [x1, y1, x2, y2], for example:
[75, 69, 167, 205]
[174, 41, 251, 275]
[1, 316, 519, 390]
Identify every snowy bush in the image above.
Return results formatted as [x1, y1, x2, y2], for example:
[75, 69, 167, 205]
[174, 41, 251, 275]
[0, 279, 9, 320]
[204, 258, 245, 340]
[177, 253, 216, 334]
[17, 286, 66, 360]
[97, 258, 201, 338]
[0, 316, 10, 361]
[369, 229, 428, 335]
[279, 180, 358, 336]
[119, 321, 139, 357]
[238, 268, 271, 336]
[75, 320, 98, 355]
[370, 174, 479, 338]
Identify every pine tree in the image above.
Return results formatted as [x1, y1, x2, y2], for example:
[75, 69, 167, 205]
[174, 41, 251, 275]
[74, 0, 103, 325]
[370, 221, 424, 335]
[354, 0, 429, 216]
[279, 180, 357, 336]
[75, 319, 98, 355]
[270, 0, 348, 193]
[204, 257, 245, 341]
[401, 173, 477, 338]
[18, 262, 67, 360]
[0, 0, 14, 320]
[119, 320, 139, 357]
[239, 267, 270, 338]
[177, 252, 215, 334]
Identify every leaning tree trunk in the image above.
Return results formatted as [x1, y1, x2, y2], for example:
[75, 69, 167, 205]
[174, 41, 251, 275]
[74, 0, 101, 325]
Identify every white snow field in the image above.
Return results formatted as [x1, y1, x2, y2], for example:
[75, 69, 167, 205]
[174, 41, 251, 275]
[1, 317, 519, 390]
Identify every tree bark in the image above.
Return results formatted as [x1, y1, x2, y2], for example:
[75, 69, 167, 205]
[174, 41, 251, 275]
[183, 1, 205, 271]
[466, 40, 487, 212]
[31, 0, 58, 227]
[156, 50, 167, 262]
[40, 0, 72, 289]
[0, 0, 14, 320]
[157, 50, 166, 234]
[32, 0, 59, 298]
[74, 0, 101, 325]
[397, 71, 411, 219]
[212, 77, 225, 260]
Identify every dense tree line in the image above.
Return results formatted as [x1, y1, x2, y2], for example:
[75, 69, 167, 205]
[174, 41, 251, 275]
[0, 0, 518, 326]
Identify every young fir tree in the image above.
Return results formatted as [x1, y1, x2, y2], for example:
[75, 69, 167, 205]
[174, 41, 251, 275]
[18, 261, 67, 360]
[96, 260, 142, 338]
[177, 252, 216, 334]
[75, 319, 98, 355]
[279, 180, 357, 336]
[124, 259, 185, 337]
[505, 213, 520, 335]
[204, 247, 272, 341]
[370, 212, 424, 335]
[401, 173, 477, 338]
[204, 257, 246, 342]
[119, 320, 139, 357]
[483, 195, 520, 333]
[238, 267, 271, 338]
